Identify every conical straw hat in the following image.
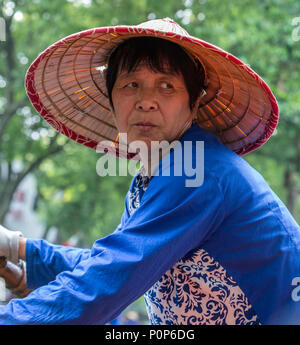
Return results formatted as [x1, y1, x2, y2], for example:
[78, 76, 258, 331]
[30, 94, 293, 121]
[25, 17, 279, 159]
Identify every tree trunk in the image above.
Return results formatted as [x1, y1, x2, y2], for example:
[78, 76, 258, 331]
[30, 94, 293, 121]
[0, 186, 19, 224]
[0, 144, 64, 224]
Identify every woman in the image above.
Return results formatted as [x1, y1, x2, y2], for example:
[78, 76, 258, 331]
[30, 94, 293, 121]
[0, 18, 299, 325]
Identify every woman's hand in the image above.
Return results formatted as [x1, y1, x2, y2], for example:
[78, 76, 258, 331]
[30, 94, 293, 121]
[18, 236, 27, 261]
[0, 225, 24, 264]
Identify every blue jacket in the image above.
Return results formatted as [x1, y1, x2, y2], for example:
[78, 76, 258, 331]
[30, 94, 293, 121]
[0, 123, 299, 324]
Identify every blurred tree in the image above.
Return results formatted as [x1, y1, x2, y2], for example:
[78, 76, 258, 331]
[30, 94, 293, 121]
[0, 0, 75, 223]
[1, 0, 300, 246]
[35, 143, 133, 246]
[0, 0, 136, 239]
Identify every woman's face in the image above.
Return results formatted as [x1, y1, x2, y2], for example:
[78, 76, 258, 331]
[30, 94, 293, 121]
[111, 64, 192, 149]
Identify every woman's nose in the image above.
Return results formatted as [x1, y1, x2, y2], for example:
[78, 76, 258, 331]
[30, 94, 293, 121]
[135, 88, 158, 112]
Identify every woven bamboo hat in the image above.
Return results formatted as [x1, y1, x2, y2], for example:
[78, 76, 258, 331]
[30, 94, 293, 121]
[25, 17, 279, 159]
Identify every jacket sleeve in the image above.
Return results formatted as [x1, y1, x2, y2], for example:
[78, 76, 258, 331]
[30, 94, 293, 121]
[25, 194, 131, 289]
[25, 240, 91, 289]
[0, 169, 225, 325]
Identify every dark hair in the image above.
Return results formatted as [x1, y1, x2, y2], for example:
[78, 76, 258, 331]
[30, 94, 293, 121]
[105, 37, 205, 111]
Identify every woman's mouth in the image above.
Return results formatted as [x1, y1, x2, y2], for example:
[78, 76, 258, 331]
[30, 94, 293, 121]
[134, 122, 157, 131]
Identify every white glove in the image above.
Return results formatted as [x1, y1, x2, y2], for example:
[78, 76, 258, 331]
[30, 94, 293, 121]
[0, 225, 23, 264]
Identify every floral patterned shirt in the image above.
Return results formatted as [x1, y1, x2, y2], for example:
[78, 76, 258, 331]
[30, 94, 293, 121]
[128, 167, 260, 325]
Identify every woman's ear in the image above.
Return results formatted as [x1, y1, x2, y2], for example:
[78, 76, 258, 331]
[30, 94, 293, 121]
[191, 89, 207, 122]
[191, 96, 200, 122]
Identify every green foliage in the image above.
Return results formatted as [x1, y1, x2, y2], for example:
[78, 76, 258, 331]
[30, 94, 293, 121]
[244, 153, 286, 200]
[1, 0, 300, 324]
[1, 0, 299, 234]
[1, 0, 299, 237]
[35, 140, 132, 246]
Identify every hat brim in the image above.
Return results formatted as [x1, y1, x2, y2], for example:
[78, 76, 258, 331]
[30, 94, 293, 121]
[25, 19, 279, 158]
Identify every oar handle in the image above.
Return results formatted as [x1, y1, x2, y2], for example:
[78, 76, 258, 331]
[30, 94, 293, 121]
[0, 256, 32, 298]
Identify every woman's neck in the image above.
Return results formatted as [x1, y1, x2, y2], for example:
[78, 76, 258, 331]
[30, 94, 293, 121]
[140, 118, 194, 178]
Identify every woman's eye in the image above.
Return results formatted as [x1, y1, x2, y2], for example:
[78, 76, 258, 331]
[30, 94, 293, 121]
[160, 82, 173, 89]
[126, 82, 138, 88]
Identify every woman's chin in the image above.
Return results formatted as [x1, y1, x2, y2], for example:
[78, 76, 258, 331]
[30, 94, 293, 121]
[129, 132, 162, 146]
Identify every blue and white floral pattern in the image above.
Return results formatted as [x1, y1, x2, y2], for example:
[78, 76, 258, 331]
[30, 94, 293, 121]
[129, 167, 261, 325]
[128, 166, 150, 215]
